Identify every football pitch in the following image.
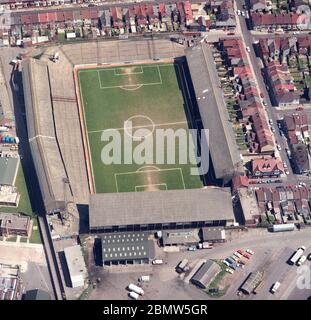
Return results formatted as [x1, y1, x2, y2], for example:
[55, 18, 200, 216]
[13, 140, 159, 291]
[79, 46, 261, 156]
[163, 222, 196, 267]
[78, 62, 204, 193]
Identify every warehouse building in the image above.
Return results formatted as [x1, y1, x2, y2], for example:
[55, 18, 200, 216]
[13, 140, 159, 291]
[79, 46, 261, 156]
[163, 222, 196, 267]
[89, 187, 235, 233]
[191, 260, 221, 289]
[162, 229, 200, 246]
[201, 227, 226, 243]
[0, 264, 22, 300]
[185, 43, 243, 184]
[101, 232, 153, 266]
[64, 245, 87, 288]
[240, 271, 264, 294]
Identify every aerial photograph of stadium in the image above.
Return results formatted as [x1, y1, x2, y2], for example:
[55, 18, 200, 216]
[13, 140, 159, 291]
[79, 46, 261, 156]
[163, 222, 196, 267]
[0, 0, 310, 313]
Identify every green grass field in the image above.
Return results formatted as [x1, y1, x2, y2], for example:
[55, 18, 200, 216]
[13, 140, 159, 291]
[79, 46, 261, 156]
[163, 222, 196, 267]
[78, 63, 203, 193]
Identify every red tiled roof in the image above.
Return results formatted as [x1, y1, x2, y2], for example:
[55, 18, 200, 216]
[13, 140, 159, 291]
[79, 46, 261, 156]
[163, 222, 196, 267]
[252, 157, 284, 175]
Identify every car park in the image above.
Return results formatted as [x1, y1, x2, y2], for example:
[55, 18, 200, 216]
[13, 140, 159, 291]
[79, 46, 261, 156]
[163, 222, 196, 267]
[234, 251, 242, 258]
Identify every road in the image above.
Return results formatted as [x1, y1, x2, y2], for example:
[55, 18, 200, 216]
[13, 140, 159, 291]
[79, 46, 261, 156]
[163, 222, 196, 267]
[234, 0, 298, 186]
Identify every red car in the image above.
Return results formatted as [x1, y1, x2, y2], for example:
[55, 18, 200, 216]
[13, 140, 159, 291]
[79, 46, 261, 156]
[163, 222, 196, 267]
[242, 253, 251, 259]
[260, 92, 264, 98]
[237, 249, 244, 255]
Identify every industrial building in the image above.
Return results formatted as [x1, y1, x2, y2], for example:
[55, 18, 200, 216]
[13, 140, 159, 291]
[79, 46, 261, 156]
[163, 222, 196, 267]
[0, 264, 22, 300]
[240, 271, 264, 294]
[185, 43, 244, 184]
[64, 245, 87, 288]
[190, 260, 221, 289]
[101, 232, 153, 266]
[162, 229, 200, 246]
[202, 227, 226, 243]
[89, 188, 235, 233]
[0, 213, 32, 237]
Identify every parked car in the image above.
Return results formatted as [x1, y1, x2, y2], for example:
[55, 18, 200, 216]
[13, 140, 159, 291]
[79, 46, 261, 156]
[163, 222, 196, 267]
[307, 253, 311, 261]
[277, 144, 282, 151]
[246, 46, 250, 52]
[188, 246, 196, 251]
[226, 268, 234, 274]
[246, 249, 255, 255]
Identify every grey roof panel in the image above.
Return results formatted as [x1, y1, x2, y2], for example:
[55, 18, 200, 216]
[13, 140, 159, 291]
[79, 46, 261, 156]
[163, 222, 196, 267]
[89, 187, 235, 228]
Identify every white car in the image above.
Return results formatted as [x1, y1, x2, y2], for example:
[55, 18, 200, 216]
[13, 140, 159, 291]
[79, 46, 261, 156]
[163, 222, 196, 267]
[234, 251, 242, 258]
[277, 144, 282, 151]
[241, 11, 245, 17]
[297, 255, 307, 266]
[246, 46, 251, 52]
[283, 161, 288, 169]
[285, 170, 290, 175]
[237, 10, 241, 15]
[246, 249, 255, 255]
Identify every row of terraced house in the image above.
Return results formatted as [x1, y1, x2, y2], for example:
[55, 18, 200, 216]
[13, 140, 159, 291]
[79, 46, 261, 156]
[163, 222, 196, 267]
[249, 0, 311, 31]
[0, 0, 237, 46]
[217, 38, 274, 155]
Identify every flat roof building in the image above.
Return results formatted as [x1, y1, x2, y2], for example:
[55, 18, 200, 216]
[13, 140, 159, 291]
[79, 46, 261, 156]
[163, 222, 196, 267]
[64, 245, 87, 288]
[162, 229, 200, 246]
[202, 227, 226, 243]
[0, 264, 22, 300]
[101, 232, 153, 265]
[89, 187, 235, 233]
[0, 157, 19, 186]
[0, 213, 32, 237]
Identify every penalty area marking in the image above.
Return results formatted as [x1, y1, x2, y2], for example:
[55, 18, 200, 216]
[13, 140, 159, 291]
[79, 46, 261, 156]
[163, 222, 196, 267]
[114, 167, 185, 192]
[135, 183, 168, 192]
[96, 65, 163, 90]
